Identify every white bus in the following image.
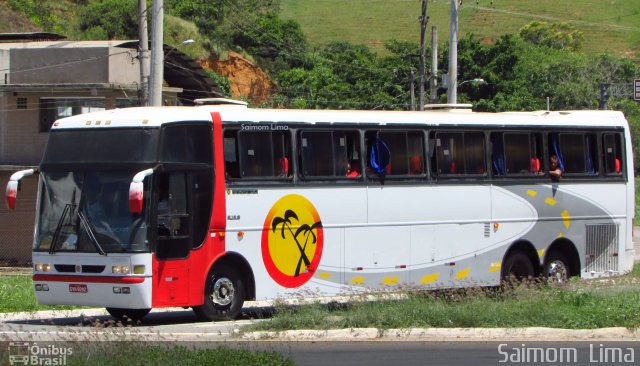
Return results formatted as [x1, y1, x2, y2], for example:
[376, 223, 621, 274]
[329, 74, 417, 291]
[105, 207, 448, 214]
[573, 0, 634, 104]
[6, 101, 634, 321]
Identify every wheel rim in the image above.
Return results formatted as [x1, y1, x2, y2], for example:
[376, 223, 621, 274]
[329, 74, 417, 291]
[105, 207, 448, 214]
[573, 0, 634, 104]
[210, 277, 235, 306]
[546, 260, 569, 283]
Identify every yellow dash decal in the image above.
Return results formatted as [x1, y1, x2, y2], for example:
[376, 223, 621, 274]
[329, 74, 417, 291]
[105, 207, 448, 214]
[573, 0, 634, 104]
[455, 268, 470, 280]
[381, 276, 400, 285]
[489, 262, 502, 273]
[557, 232, 564, 238]
[545, 197, 557, 206]
[561, 210, 571, 228]
[526, 190, 538, 197]
[317, 272, 332, 279]
[537, 249, 545, 258]
[420, 273, 439, 284]
[351, 277, 365, 285]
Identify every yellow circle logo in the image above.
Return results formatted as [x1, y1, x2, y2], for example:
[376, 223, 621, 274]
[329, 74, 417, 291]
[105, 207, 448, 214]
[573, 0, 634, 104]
[262, 194, 323, 288]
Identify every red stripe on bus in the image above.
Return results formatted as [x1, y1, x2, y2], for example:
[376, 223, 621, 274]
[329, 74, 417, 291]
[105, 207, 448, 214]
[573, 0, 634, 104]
[33, 274, 145, 284]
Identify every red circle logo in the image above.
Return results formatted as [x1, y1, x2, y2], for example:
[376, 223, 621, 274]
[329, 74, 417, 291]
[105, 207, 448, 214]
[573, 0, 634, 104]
[262, 194, 323, 288]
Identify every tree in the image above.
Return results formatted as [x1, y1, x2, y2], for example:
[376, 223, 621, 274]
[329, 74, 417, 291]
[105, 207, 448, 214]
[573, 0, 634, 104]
[520, 21, 584, 51]
[76, 0, 138, 40]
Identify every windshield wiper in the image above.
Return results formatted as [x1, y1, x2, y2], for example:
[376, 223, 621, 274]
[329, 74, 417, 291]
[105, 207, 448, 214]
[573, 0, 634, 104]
[77, 211, 107, 256]
[49, 204, 71, 254]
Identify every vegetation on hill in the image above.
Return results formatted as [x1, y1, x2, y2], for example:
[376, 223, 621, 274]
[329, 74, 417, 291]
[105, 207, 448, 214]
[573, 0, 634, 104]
[280, 0, 640, 60]
[2, 0, 639, 164]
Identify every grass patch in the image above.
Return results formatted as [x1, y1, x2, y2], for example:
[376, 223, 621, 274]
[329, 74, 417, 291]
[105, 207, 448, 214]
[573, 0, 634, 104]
[248, 268, 640, 332]
[0, 343, 296, 366]
[280, 0, 640, 59]
[0, 275, 82, 312]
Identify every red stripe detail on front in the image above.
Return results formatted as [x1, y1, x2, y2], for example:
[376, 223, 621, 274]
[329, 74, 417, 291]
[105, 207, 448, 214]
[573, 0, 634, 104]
[33, 274, 145, 284]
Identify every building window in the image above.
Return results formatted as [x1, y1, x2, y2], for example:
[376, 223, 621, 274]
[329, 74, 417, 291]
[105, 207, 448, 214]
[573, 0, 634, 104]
[39, 98, 106, 132]
[16, 97, 27, 110]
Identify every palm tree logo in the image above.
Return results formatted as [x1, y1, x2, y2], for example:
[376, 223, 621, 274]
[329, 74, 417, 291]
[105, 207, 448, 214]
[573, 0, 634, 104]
[271, 210, 323, 277]
[262, 195, 324, 288]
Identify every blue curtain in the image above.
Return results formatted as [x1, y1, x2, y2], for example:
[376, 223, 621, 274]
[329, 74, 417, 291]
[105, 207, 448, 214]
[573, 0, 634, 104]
[549, 134, 565, 171]
[492, 137, 505, 175]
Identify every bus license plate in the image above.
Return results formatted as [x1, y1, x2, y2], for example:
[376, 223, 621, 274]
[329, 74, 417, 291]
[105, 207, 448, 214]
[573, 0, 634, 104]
[69, 284, 88, 293]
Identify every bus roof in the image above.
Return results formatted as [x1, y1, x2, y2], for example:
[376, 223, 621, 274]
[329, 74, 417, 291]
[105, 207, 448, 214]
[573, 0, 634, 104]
[51, 105, 628, 130]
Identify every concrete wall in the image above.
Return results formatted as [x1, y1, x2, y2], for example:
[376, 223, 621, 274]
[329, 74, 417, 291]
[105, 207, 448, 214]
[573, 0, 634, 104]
[109, 48, 140, 84]
[11, 48, 110, 84]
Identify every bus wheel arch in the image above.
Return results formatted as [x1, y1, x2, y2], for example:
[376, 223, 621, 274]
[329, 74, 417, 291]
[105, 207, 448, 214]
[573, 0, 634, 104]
[543, 239, 580, 283]
[501, 241, 541, 282]
[193, 252, 255, 321]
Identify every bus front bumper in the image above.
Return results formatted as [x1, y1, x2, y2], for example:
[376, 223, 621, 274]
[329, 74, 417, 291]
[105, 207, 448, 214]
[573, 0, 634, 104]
[33, 274, 152, 309]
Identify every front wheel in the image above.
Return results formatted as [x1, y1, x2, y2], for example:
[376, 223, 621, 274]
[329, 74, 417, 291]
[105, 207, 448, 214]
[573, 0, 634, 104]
[106, 307, 151, 323]
[193, 264, 245, 321]
[543, 251, 570, 283]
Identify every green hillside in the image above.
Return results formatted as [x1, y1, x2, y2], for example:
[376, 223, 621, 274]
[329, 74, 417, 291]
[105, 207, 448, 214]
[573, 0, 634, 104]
[280, 0, 640, 59]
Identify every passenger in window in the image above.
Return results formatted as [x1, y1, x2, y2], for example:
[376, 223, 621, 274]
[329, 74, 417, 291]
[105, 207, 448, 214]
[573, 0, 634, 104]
[346, 162, 359, 178]
[409, 155, 423, 175]
[278, 157, 289, 177]
[549, 155, 563, 181]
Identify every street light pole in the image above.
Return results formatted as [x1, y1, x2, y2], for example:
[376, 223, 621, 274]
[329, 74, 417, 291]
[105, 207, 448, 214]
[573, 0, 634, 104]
[149, 0, 164, 107]
[447, 0, 458, 104]
[138, 0, 150, 106]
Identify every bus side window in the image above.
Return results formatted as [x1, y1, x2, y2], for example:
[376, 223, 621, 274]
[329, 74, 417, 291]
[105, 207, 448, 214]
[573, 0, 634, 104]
[223, 130, 240, 179]
[604, 133, 623, 175]
[235, 129, 292, 179]
[300, 130, 360, 179]
[432, 132, 462, 175]
[555, 132, 598, 175]
[464, 132, 485, 174]
[502, 132, 541, 175]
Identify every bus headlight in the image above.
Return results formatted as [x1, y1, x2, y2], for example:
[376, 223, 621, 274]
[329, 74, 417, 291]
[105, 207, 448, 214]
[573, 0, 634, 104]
[34, 263, 51, 272]
[112, 265, 130, 274]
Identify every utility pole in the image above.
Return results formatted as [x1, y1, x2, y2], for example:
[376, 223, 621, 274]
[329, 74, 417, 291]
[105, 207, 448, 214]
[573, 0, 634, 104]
[429, 26, 438, 104]
[409, 69, 416, 111]
[138, 0, 150, 106]
[447, 0, 458, 104]
[418, 0, 428, 111]
[149, 0, 164, 106]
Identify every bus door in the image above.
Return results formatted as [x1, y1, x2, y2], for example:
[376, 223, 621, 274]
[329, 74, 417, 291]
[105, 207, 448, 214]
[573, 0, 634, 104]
[152, 123, 215, 307]
[154, 171, 191, 305]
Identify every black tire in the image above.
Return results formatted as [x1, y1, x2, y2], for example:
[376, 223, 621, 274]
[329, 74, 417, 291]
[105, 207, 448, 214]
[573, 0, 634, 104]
[543, 251, 571, 283]
[501, 250, 535, 283]
[106, 307, 151, 322]
[193, 264, 246, 321]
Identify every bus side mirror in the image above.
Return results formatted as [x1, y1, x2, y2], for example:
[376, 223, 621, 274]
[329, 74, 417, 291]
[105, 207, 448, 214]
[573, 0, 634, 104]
[129, 169, 154, 214]
[5, 169, 36, 210]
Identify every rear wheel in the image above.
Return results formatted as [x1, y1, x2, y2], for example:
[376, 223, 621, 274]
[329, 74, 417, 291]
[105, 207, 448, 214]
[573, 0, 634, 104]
[543, 251, 570, 283]
[501, 251, 535, 283]
[193, 264, 246, 321]
[106, 307, 151, 323]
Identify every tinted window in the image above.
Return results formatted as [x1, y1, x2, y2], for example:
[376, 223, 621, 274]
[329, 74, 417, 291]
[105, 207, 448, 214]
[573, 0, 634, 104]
[224, 129, 291, 179]
[433, 131, 485, 175]
[556, 133, 597, 175]
[372, 131, 425, 176]
[300, 130, 360, 178]
[604, 133, 623, 175]
[161, 124, 213, 164]
[42, 128, 159, 166]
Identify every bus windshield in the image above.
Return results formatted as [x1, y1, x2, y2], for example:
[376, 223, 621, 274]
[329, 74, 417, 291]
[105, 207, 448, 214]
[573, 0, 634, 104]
[35, 171, 151, 253]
